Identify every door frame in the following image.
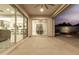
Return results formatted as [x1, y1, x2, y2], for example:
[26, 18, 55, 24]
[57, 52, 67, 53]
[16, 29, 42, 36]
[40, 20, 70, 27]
[32, 19, 48, 36]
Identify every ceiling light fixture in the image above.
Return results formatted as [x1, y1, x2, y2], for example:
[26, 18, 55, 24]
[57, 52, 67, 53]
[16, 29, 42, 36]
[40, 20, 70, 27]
[34, 4, 54, 12]
[6, 8, 10, 11]
[40, 8, 44, 12]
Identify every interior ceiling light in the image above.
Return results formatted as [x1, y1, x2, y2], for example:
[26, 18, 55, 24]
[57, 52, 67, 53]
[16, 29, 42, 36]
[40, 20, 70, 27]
[6, 8, 10, 11]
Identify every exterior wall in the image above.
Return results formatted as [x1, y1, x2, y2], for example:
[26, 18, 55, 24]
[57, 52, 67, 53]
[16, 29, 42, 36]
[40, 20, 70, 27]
[47, 18, 53, 37]
[28, 16, 55, 37]
[28, 18, 32, 37]
[52, 18, 55, 37]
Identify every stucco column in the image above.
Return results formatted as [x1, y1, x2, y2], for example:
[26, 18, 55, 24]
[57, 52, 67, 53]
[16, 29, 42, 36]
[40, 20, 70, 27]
[52, 17, 55, 37]
[47, 18, 53, 37]
[28, 18, 32, 37]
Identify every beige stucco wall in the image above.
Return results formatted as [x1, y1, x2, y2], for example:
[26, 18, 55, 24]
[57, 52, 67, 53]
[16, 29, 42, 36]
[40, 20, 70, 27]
[47, 18, 53, 37]
[28, 16, 55, 37]
[52, 18, 55, 37]
[28, 17, 32, 37]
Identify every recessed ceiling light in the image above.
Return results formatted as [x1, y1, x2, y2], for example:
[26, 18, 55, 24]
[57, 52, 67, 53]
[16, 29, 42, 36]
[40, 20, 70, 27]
[40, 8, 44, 12]
[6, 8, 10, 11]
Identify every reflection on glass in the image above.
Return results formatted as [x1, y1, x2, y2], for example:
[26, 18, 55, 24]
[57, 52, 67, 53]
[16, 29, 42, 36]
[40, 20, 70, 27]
[0, 4, 28, 53]
[16, 10, 23, 42]
[32, 20, 47, 36]
[23, 17, 28, 38]
[36, 24, 43, 34]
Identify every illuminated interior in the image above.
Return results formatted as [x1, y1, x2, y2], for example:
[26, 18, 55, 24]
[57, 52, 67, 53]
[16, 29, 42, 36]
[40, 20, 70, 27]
[0, 4, 28, 53]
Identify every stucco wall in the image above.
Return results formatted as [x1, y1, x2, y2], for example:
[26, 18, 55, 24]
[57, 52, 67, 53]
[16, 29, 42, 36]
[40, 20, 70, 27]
[47, 18, 53, 36]
[28, 16, 55, 37]
[52, 18, 55, 37]
[28, 18, 32, 37]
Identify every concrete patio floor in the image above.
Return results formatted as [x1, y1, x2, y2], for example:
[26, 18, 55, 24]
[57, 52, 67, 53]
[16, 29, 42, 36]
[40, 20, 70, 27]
[8, 36, 79, 55]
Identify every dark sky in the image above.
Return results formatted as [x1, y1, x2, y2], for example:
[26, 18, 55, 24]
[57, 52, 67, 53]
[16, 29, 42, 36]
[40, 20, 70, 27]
[56, 5, 79, 25]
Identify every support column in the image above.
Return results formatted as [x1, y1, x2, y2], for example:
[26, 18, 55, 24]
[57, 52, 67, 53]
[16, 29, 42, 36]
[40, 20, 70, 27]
[28, 18, 32, 37]
[52, 17, 55, 37]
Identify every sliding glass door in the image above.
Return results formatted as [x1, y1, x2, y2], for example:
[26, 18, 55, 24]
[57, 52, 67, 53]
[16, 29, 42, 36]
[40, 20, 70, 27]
[0, 4, 28, 53]
[0, 5, 15, 52]
[23, 16, 28, 39]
